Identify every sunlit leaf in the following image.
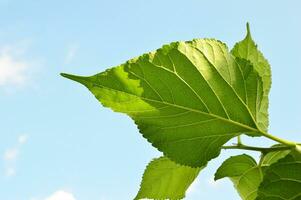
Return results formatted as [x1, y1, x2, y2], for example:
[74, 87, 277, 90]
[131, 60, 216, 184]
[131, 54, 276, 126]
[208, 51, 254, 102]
[62, 39, 264, 167]
[135, 156, 201, 200]
[215, 154, 262, 200]
[231, 23, 271, 132]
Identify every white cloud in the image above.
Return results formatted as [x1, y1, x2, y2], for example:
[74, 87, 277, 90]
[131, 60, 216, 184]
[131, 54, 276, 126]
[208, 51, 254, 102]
[0, 49, 29, 87]
[65, 44, 79, 64]
[18, 134, 28, 144]
[3, 134, 29, 177]
[0, 41, 38, 92]
[5, 167, 16, 177]
[45, 191, 76, 200]
[4, 148, 18, 161]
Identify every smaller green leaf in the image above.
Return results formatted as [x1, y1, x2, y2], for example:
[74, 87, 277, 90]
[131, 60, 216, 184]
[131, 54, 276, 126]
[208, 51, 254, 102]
[135, 156, 201, 200]
[214, 154, 257, 180]
[261, 147, 290, 166]
[215, 150, 296, 200]
[234, 58, 264, 136]
[256, 151, 301, 200]
[231, 23, 271, 132]
[215, 154, 262, 200]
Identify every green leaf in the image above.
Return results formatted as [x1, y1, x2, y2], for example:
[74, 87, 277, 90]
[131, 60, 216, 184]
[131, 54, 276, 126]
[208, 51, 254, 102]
[231, 23, 271, 132]
[215, 151, 291, 200]
[215, 154, 258, 180]
[256, 152, 301, 200]
[215, 154, 262, 200]
[135, 156, 201, 200]
[235, 58, 264, 132]
[261, 147, 290, 166]
[61, 39, 264, 167]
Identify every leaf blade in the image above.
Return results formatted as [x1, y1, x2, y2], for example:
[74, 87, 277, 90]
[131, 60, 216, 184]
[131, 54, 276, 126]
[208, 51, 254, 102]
[215, 154, 262, 200]
[215, 150, 295, 200]
[231, 23, 271, 132]
[135, 156, 201, 200]
[62, 39, 264, 167]
[256, 152, 301, 200]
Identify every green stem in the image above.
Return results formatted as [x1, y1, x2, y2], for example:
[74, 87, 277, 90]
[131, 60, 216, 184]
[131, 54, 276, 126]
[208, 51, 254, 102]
[259, 131, 296, 147]
[258, 152, 266, 167]
[222, 144, 292, 153]
[237, 136, 242, 145]
[258, 154, 265, 179]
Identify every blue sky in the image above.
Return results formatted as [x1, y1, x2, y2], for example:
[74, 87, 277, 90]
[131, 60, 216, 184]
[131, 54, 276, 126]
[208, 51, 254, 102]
[0, 0, 300, 199]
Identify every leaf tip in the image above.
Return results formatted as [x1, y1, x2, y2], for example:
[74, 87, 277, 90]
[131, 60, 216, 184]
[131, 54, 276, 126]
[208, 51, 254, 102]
[60, 72, 71, 78]
[246, 22, 252, 38]
[214, 170, 222, 181]
[60, 73, 91, 87]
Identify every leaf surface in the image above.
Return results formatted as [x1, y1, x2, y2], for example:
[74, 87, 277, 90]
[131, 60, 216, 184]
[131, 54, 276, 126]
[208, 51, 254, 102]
[256, 152, 301, 200]
[231, 23, 271, 132]
[135, 156, 201, 200]
[61, 39, 264, 167]
[215, 154, 262, 200]
[261, 148, 290, 166]
[215, 151, 292, 200]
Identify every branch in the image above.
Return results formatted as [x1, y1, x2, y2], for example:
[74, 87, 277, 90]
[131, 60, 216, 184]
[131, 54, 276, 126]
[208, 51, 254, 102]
[221, 144, 292, 153]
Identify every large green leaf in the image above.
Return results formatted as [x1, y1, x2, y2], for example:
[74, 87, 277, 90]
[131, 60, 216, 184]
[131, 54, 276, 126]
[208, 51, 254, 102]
[256, 152, 301, 200]
[215, 154, 263, 200]
[61, 39, 264, 167]
[231, 23, 271, 132]
[135, 156, 201, 200]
